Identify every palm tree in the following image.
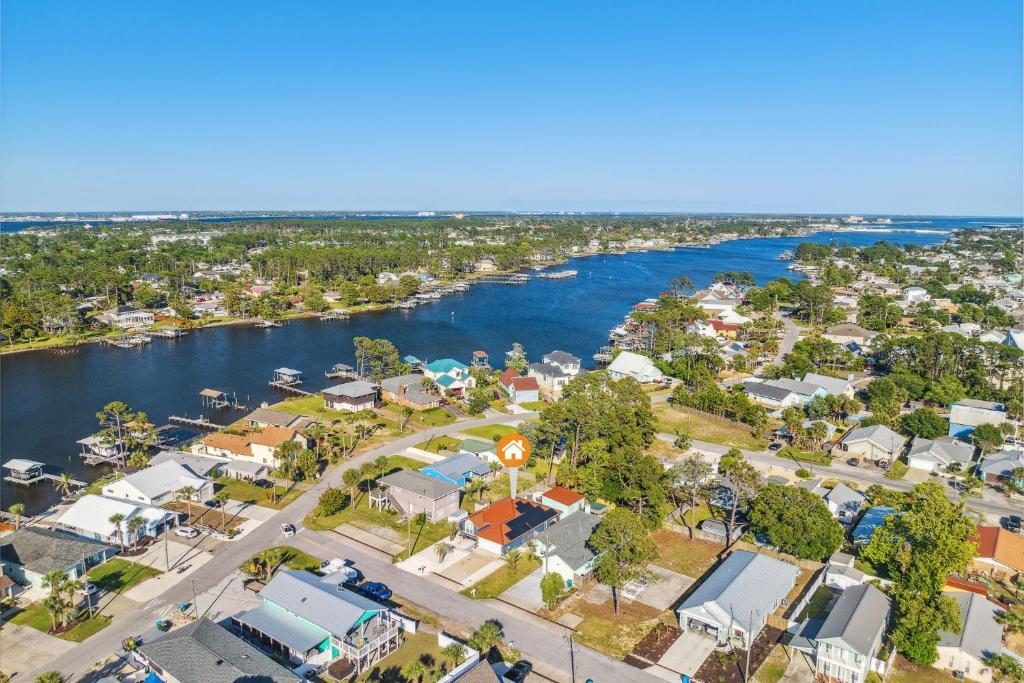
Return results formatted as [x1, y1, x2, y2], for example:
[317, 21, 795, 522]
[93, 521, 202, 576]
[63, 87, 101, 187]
[374, 456, 390, 479]
[108, 513, 126, 550]
[997, 609, 1024, 638]
[343, 468, 361, 506]
[61, 577, 84, 606]
[52, 472, 75, 499]
[42, 595, 65, 632]
[215, 491, 230, 530]
[468, 620, 503, 652]
[434, 542, 455, 563]
[402, 660, 426, 683]
[448, 521, 460, 541]
[7, 504, 24, 530]
[35, 673, 66, 683]
[359, 463, 376, 507]
[441, 642, 466, 668]
[42, 570, 69, 597]
[176, 486, 198, 522]
[126, 516, 145, 548]
[502, 548, 522, 574]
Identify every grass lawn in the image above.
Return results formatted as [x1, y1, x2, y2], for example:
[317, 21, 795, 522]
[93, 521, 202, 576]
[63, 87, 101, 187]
[672, 503, 714, 533]
[414, 407, 457, 427]
[384, 455, 433, 473]
[273, 396, 350, 420]
[559, 592, 668, 659]
[10, 602, 113, 642]
[215, 476, 302, 509]
[461, 470, 539, 510]
[83, 472, 123, 496]
[461, 424, 517, 442]
[648, 439, 687, 461]
[797, 585, 836, 621]
[776, 446, 832, 466]
[461, 556, 541, 599]
[653, 404, 767, 450]
[279, 545, 322, 572]
[753, 644, 790, 683]
[519, 400, 548, 411]
[415, 435, 460, 454]
[88, 558, 162, 593]
[355, 630, 448, 683]
[306, 499, 450, 560]
[651, 529, 722, 578]
[853, 556, 889, 580]
[888, 655, 979, 683]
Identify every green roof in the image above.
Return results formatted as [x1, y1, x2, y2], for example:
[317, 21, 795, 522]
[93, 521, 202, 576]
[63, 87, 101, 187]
[460, 437, 496, 454]
[426, 358, 467, 373]
[436, 374, 458, 387]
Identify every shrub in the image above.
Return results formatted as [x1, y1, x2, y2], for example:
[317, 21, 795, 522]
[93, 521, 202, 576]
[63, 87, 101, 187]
[795, 468, 813, 479]
[317, 487, 347, 516]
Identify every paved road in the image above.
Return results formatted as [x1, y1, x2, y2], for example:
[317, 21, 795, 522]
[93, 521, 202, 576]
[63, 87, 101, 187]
[31, 411, 538, 682]
[291, 532, 658, 683]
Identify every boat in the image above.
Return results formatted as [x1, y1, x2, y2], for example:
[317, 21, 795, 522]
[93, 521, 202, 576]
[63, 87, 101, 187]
[255, 319, 283, 328]
[778, 251, 795, 261]
[537, 270, 578, 280]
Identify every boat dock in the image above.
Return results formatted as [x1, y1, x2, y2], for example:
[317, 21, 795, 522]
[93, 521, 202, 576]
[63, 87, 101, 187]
[151, 326, 188, 338]
[325, 363, 359, 380]
[3, 459, 86, 488]
[319, 310, 350, 321]
[104, 334, 151, 348]
[475, 274, 530, 284]
[199, 388, 246, 410]
[269, 367, 313, 395]
[255, 319, 284, 328]
[168, 415, 228, 430]
[537, 270, 578, 280]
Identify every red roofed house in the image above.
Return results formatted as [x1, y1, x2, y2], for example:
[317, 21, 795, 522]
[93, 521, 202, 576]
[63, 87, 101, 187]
[499, 370, 540, 405]
[540, 486, 585, 515]
[709, 319, 740, 339]
[971, 525, 1024, 577]
[463, 497, 559, 554]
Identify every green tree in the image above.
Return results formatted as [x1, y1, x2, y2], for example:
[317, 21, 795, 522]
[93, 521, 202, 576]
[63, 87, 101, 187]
[540, 572, 565, 610]
[718, 457, 761, 546]
[748, 484, 844, 560]
[34, 671, 66, 683]
[175, 485, 198, 521]
[126, 516, 146, 547]
[899, 408, 948, 439]
[667, 454, 713, 539]
[591, 508, 658, 613]
[973, 423, 1004, 452]
[108, 513, 126, 550]
[467, 620, 503, 652]
[7, 503, 24, 530]
[342, 468, 361, 506]
[318, 487, 347, 516]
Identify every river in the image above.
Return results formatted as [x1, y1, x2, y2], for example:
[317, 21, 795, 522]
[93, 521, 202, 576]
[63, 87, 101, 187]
[0, 228, 958, 511]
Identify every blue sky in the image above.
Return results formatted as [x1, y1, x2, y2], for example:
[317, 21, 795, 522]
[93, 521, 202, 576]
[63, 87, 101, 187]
[2, 1, 1021, 215]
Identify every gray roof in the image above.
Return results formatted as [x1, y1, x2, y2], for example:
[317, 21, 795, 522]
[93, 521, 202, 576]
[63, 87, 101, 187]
[802, 373, 852, 397]
[260, 570, 386, 636]
[939, 592, 1003, 661]
[234, 603, 328, 652]
[380, 373, 437, 405]
[378, 469, 459, 500]
[841, 425, 906, 455]
[149, 450, 226, 477]
[322, 380, 378, 399]
[979, 449, 1024, 477]
[815, 584, 890, 657]
[907, 436, 975, 467]
[451, 659, 500, 683]
[422, 452, 490, 481]
[244, 407, 311, 429]
[743, 381, 796, 402]
[0, 527, 115, 575]
[677, 551, 799, 633]
[773, 378, 824, 397]
[529, 362, 568, 379]
[824, 483, 866, 512]
[540, 511, 601, 571]
[544, 350, 580, 365]
[825, 323, 874, 339]
[225, 459, 269, 476]
[140, 617, 299, 683]
[953, 399, 1006, 411]
[114, 460, 209, 499]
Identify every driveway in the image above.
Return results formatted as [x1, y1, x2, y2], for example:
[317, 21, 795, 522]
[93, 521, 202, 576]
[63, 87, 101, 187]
[502, 567, 545, 610]
[782, 648, 816, 683]
[0, 622, 75, 678]
[658, 630, 716, 677]
[636, 565, 693, 611]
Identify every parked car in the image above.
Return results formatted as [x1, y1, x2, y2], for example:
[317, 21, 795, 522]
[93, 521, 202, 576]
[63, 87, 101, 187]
[503, 660, 533, 682]
[846, 458, 860, 467]
[77, 582, 98, 596]
[280, 523, 296, 537]
[1008, 515, 1022, 533]
[320, 558, 353, 573]
[253, 479, 273, 489]
[768, 442, 783, 451]
[174, 526, 200, 539]
[204, 499, 221, 509]
[361, 582, 391, 601]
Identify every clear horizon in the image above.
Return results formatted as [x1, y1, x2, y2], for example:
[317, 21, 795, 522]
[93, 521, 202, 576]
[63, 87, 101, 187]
[2, 1, 1022, 216]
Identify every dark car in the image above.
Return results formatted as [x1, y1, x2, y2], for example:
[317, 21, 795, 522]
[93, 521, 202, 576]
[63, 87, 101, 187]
[362, 582, 392, 601]
[503, 660, 533, 682]
[1008, 515, 1022, 533]
[253, 479, 273, 489]
[204, 499, 221, 509]
[846, 458, 860, 467]
[768, 442, 783, 451]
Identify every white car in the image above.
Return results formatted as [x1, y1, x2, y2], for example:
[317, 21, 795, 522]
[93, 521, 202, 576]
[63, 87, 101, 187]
[280, 523, 296, 537]
[319, 557, 350, 574]
[77, 582, 98, 596]
[174, 526, 200, 539]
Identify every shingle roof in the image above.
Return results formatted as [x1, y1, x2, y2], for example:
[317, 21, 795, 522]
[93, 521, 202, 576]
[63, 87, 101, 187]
[815, 584, 890, 657]
[802, 373, 851, 397]
[540, 511, 601, 571]
[379, 469, 459, 500]
[528, 362, 568, 379]
[244, 407, 310, 429]
[939, 592, 1003, 661]
[772, 378, 823, 396]
[259, 570, 386, 637]
[0, 527, 115, 575]
[322, 380, 378, 399]
[140, 617, 299, 683]
[978, 449, 1024, 477]
[543, 350, 580, 365]
[841, 425, 906, 454]
[907, 436, 975, 467]
[743, 381, 796, 402]
[381, 374, 437, 405]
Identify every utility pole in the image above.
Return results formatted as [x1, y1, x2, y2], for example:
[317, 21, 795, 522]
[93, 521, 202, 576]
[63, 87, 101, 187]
[164, 524, 171, 571]
[564, 632, 577, 683]
[82, 553, 94, 619]
[190, 578, 199, 619]
[744, 608, 759, 682]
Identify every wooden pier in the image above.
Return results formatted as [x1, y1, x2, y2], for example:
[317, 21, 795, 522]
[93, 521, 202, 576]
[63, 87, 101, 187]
[325, 363, 359, 380]
[319, 310, 350, 321]
[475, 274, 530, 284]
[3, 459, 86, 488]
[151, 326, 188, 338]
[268, 381, 313, 396]
[168, 415, 227, 430]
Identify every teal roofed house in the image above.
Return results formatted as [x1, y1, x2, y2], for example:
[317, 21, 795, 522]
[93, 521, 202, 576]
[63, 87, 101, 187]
[460, 437, 498, 463]
[233, 570, 403, 678]
[425, 358, 467, 374]
[423, 358, 475, 397]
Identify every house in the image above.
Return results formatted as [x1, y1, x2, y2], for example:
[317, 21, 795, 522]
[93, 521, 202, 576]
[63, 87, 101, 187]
[949, 399, 1007, 438]
[194, 426, 307, 467]
[698, 518, 744, 543]
[233, 569, 404, 675]
[463, 497, 559, 555]
[148, 450, 228, 478]
[424, 359, 476, 397]
[498, 369, 540, 405]
[903, 286, 931, 305]
[322, 381, 378, 412]
[0, 527, 116, 590]
[380, 374, 442, 411]
[58, 494, 179, 545]
[377, 470, 461, 522]
[800, 480, 865, 524]
[772, 378, 829, 404]
[460, 438, 498, 463]
[971, 525, 1024, 575]
[527, 351, 583, 398]
[98, 305, 155, 328]
[419, 453, 491, 488]
[676, 550, 799, 649]
[839, 425, 906, 464]
[542, 350, 581, 375]
[534, 511, 602, 587]
[135, 617, 300, 683]
[906, 436, 976, 473]
[376, 271, 400, 285]
[1004, 329, 1024, 349]
[244, 407, 315, 431]
[742, 380, 802, 410]
[978, 449, 1024, 486]
[823, 324, 875, 348]
[607, 351, 664, 384]
[824, 552, 867, 590]
[812, 584, 891, 683]
[935, 592, 1003, 683]
[852, 506, 896, 545]
[539, 486, 585, 515]
[802, 372, 855, 398]
[103, 460, 213, 506]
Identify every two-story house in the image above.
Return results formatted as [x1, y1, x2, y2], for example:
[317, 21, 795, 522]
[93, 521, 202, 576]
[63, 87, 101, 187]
[813, 584, 891, 683]
[423, 359, 476, 397]
[527, 350, 583, 399]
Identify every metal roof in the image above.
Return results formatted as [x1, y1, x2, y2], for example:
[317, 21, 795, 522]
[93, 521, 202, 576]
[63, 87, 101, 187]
[421, 453, 490, 481]
[234, 602, 329, 653]
[939, 592, 1003, 661]
[815, 584, 890, 657]
[379, 469, 459, 500]
[260, 570, 386, 637]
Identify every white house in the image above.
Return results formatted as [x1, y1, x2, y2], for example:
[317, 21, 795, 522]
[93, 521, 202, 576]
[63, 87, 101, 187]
[103, 460, 213, 506]
[935, 592, 1003, 683]
[812, 584, 891, 683]
[194, 426, 307, 467]
[743, 380, 802, 410]
[322, 381, 378, 412]
[606, 351, 664, 384]
[903, 286, 931, 305]
[906, 436, 976, 473]
[527, 351, 583, 399]
[802, 372, 855, 398]
[99, 305, 155, 329]
[58, 494, 179, 545]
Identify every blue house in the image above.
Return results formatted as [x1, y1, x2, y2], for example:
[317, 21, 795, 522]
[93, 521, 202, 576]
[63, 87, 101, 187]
[949, 399, 1007, 439]
[419, 452, 491, 487]
[852, 506, 896, 545]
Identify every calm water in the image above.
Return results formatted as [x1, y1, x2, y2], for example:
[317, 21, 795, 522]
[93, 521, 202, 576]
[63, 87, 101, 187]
[0, 229, 957, 511]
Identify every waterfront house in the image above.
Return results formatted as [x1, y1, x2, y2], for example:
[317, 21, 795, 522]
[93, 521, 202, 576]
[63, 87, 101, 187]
[423, 358, 475, 397]
[852, 506, 896, 545]
[839, 425, 906, 464]
[380, 373, 442, 411]
[539, 485, 585, 515]
[949, 399, 1007, 439]
[419, 453, 490, 488]
[322, 380, 378, 412]
[498, 369, 540, 405]
[0, 527, 116, 591]
[978, 449, 1024, 486]
[906, 436, 976, 473]
[802, 372, 856, 398]
[98, 305, 155, 329]
[462, 497, 559, 555]
[935, 592, 1003, 683]
[134, 617, 300, 683]
[376, 469, 460, 522]
[606, 351, 664, 384]
[103, 460, 213, 506]
[58, 494, 179, 545]
[808, 584, 891, 683]
[194, 426, 308, 467]
[542, 350, 582, 376]
[233, 569, 404, 676]
[244, 407, 315, 431]
[534, 510, 602, 587]
[676, 550, 799, 649]
[527, 351, 583, 399]
[149, 450, 229, 478]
